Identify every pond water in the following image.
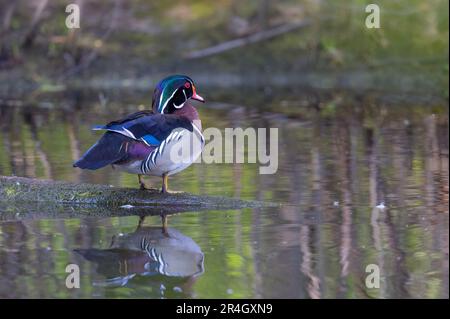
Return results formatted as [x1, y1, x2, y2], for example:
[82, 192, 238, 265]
[0, 90, 448, 298]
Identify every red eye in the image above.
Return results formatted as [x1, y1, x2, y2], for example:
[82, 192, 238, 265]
[184, 82, 191, 89]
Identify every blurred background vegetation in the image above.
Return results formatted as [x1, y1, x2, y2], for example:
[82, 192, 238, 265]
[0, 0, 448, 100]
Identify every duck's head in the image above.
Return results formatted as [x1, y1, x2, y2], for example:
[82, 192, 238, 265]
[152, 75, 205, 114]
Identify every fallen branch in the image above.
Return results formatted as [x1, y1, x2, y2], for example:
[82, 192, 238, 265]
[0, 176, 275, 220]
[184, 20, 311, 59]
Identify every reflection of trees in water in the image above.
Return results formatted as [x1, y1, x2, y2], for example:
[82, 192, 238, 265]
[250, 102, 448, 298]
[0, 215, 204, 298]
[367, 125, 399, 298]
[424, 114, 449, 298]
[299, 224, 321, 299]
[0, 96, 448, 298]
[0, 219, 69, 298]
[424, 114, 449, 213]
[0, 221, 29, 298]
[333, 122, 353, 296]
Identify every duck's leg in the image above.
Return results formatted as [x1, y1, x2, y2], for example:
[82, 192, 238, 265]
[138, 174, 149, 190]
[137, 215, 146, 229]
[161, 173, 183, 194]
[161, 214, 168, 236]
[161, 173, 169, 193]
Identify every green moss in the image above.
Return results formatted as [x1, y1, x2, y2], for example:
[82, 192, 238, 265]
[0, 176, 274, 216]
[4, 186, 18, 197]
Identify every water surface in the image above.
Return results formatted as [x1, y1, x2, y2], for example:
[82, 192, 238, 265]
[0, 91, 448, 298]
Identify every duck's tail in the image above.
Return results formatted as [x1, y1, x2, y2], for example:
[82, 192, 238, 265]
[73, 132, 129, 170]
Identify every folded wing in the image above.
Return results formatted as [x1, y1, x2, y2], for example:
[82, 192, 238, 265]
[74, 112, 193, 170]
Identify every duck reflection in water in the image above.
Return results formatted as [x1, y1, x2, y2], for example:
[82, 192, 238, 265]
[74, 215, 204, 293]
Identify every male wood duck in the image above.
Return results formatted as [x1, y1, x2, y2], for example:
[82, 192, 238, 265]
[73, 75, 205, 193]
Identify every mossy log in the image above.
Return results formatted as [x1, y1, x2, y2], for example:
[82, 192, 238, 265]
[0, 176, 276, 220]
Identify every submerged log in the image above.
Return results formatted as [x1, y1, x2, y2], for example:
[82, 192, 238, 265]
[0, 176, 276, 220]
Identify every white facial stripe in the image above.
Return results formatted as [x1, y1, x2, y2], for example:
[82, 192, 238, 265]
[160, 81, 195, 113]
[159, 90, 164, 112]
[173, 89, 187, 109]
[160, 87, 180, 114]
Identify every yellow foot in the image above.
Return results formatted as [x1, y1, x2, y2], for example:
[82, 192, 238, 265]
[160, 189, 184, 194]
[138, 174, 152, 190]
[139, 183, 151, 190]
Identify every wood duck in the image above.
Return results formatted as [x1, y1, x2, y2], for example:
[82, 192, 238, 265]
[73, 75, 205, 193]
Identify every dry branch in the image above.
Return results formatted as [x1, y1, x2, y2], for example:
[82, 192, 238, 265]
[185, 20, 311, 59]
